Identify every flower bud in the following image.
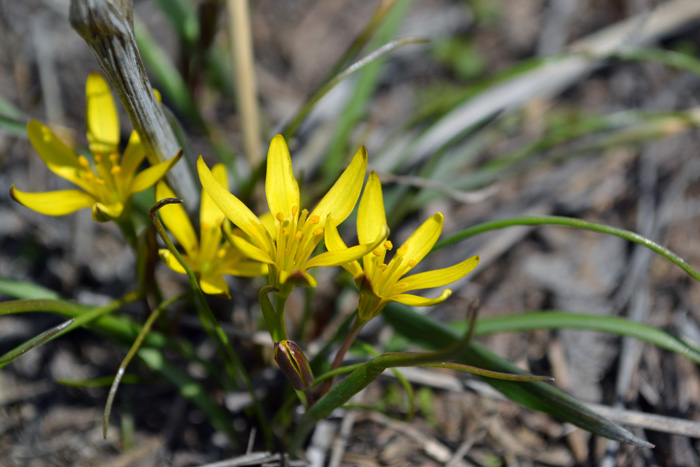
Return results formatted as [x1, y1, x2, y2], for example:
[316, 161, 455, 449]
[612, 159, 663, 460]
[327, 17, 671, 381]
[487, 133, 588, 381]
[274, 340, 314, 391]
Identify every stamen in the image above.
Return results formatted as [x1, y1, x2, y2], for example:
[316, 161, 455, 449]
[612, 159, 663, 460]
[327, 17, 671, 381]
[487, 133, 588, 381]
[78, 156, 90, 168]
[94, 154, 103, 163]
[276, 212, 285, 223]
[384, 241, 393, 250]
[372, 248, 382, 256]
[396, 245, 408, 257]
[292, 205, 299, 216]
[295, 232, 303, 240]
[108, 153, 119, 163]
[407, 259, 417, 268]
[313, 228, 323, 237]
[95, 178, 105, 185]
[217, 248, 226, 259]
[308, 215, 320, 225]
[378, 264, 388, 271]
[84, 172, 95, 181]
[110, 166, 121, 175]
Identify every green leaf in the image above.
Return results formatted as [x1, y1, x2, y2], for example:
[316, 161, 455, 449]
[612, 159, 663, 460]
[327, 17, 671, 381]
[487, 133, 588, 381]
[383, 304, 654, 448]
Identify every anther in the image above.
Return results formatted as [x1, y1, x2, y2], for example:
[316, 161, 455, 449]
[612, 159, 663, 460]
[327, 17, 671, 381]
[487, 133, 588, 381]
[384, 241, 393, 250]
[313, 228, 323, 236]
[407, 259, 417, 268]
[378, 264, 388, 271]
[292, 205, 299, 216]
[84, 172, 94, 181]
[110, 166, 121, 175]
[397, 245, 408, 257]
[78, 156, 90, 168]
[295, 232, 303, 240]
[308, 215, 320, 225]
[276, 212, 285, 223]
[217, 248, 226, 259]
[95, 178, 105, 185]
[109, 153, 119, 163]
[372, 248, 382, 256]
[94, 154, 102, 163]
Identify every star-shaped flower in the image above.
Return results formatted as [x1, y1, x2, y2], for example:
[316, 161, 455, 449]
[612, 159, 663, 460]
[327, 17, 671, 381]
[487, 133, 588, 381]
[10, 73, 181, 222]
[156, 164, 267, 297]
[326, 171, 480, 322]
[197, 135, 386, 292]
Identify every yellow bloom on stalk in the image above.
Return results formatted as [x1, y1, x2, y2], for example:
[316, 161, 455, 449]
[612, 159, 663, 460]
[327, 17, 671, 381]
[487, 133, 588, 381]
[10, 73, 181, 222]
[197, 135, 387, 291]
[326, 171, 480, 323]
[156, 165, 267, 297]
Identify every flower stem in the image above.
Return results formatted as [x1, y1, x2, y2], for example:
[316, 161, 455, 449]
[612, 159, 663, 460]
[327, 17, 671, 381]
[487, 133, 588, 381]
[275, 292, 290, 341]
[320, 317, 364, 396]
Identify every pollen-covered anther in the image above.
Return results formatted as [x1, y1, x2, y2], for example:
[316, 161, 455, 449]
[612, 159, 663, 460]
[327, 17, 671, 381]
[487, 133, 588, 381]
[372, 248, 382, 256]
[78, 156, 90, 168]
[313, 228, 323, 237]
[292, 205, 299, 216]
[84, 172, 95, 181]
[384, 241, 393, 250]
[378, 263, 388, 271]
[95, 178, 105, 185]
[108, 153, 119, 163]
[396, 245, 408, 257]
[407, 259, 417, 268]
[308, 215, 320, 225]
[282, 228, 288, 235]
[295, 232, 303, 240]
[110, 166, 121, 175]
[276, 212, 285, 223]
[94, 154, 103, 163]
[217, 248, 226, 259]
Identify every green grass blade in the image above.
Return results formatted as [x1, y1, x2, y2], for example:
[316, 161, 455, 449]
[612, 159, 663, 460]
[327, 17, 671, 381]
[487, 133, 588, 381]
[457, 312, 700, 364]
[0, 278, 61, 300]
[434, 215, 700, 282]
[152, 0, 199, 45]
[382, 304, 653, 447]
[0, 293, 140, 368]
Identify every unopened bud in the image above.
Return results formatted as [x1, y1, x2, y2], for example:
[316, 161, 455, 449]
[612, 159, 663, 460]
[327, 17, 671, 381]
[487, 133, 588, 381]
[273, 340, 314, 391]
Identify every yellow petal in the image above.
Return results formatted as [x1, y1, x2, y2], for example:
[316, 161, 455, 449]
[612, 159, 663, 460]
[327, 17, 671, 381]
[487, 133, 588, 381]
[308, 224, 388, 269]
[10, 185, 95, 216]
[200, 275, 230, 297]
[265, 135, 300, 220]
[220, 260, 268, 277]
[156, 181, 198, 256]
[201, 163, 227, 232]
[228, 233, 275, 265]
[92, 201, 123, 222]
[357, 171, 386, 245]
[130, 150, 182, 193]
[198, 156, 271, 251]
[309, 146, 367, 227]
[86, 73, 119, 155]
[258, 212, 276, 238]
[26, 120, 91, 192]
[121, 130, 146, 181]
[392, 290, 452, 307]
[158, 249, 187, 274]
[322, 219, 362, 277]
[394, 213, 443, 276]
[395, 255, 479, 292]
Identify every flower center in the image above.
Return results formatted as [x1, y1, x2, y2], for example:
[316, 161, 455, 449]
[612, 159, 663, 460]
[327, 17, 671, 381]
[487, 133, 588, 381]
[273, 205, 324, 275]
[78, 152, 124, 202]
[368, 240, 416, 295]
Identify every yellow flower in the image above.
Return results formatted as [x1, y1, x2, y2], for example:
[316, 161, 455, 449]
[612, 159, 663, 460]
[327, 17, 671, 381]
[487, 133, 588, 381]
[326, 171, 480, 322]
[156, 165, 267, 297]
[197, 135, 386, 291]
[10, 73, 181, 222]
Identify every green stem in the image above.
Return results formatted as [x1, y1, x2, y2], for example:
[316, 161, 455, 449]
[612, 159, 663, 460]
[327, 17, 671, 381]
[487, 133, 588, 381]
[275, 292, 290, 341]
[433, 215, 700, 282]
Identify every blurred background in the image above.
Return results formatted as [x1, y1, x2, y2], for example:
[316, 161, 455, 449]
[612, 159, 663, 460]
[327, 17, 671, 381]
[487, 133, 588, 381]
[1, 0, 700, 465]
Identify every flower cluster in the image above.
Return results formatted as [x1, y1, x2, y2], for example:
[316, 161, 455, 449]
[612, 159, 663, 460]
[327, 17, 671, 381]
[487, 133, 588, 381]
[10, 72, 479, 322]
[10, 73, 180, 222]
